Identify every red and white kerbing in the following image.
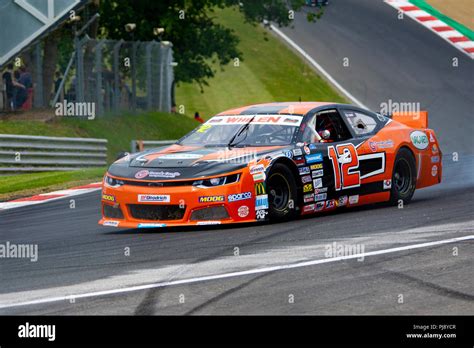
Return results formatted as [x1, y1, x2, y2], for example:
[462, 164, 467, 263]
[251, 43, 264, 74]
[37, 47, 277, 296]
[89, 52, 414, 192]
[0, 183, 102, 210]
[385, 0, 474, 59]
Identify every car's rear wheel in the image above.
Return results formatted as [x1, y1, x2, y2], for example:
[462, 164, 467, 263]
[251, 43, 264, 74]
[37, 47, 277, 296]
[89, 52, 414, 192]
[389, 148, 417, 205]
[267, 163, 298, 220]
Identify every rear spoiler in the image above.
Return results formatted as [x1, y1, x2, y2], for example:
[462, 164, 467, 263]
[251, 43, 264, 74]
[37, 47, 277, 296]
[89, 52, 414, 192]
[390, 111, 428, 129]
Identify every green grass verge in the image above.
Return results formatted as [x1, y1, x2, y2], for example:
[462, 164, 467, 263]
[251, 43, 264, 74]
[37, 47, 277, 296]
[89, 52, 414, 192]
[0, 167, 106, 201]
[176, 7, 346, 118]
[0, 111, 198, 163]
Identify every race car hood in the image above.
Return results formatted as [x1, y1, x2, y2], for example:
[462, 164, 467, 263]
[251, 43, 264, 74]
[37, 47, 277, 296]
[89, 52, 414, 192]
[107, 144, 286, 180]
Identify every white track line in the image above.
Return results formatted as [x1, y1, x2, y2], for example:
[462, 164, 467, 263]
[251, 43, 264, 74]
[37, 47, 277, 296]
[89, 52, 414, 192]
[270, 24, 368, 109]
[1, 235, 472, 310]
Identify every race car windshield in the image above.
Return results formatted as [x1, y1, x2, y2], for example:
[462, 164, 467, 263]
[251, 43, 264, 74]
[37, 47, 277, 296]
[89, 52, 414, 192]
[178, 114, 302, 147]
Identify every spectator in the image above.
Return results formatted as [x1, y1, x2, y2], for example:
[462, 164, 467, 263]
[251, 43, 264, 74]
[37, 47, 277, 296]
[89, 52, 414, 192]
[13, 70, 27, 109]
[54, 71, 63, 95]
[194, 111, 204, 123]
[18, 65, 32, 89]
[2, 63, 14, 110]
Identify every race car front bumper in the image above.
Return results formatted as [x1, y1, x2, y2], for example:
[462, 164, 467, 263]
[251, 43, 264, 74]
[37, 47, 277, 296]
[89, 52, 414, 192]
[98, 171, 260, 229]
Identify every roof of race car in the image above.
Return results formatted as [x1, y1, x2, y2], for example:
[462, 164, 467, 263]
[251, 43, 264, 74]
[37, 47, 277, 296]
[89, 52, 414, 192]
[217, 102, 335, 116]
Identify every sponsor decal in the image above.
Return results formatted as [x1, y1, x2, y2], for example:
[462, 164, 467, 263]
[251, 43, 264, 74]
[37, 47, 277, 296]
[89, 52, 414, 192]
[310, 163, 323, 170]
[138, 194, 170, 203]
[293, 148, 303, 156]
[349, 195, 359, 205]
[199, 195, 225, 203]
[303, 183, 313, 193]
[314, 193, 327, 201]
[103, 220, 119, 227]
[309, 143, 317, 150]
[315, 201, 325, 211]
[432, 144, 438, 154]
[314, 187, 328, 194]
[238, 205, 249, 218]
[299, 166, 310, 175]
[325, 200, 335, 209]
[337, 195, 348, 207]
[135, 170, 181, 179]
[206, 115, 303, 126]
[383, 179, 392, 190]
[159, 153, 203, 159]
[431, 165, 438, 177]
[303, 146, 311, 155]
[135, 170, 149, 179]
[305, 153, 323, 164]
[102, 194, 116, 202]
[252, 172, 266, 182]
[255, 182, 266, 195]
[228, 192, 252, 202]
[284, 150, 293, 159]
[138, 223, 166, 228]
[197, 221, 221, 225]
[431, 156, 440, 164]
[255, 195, 269, 210]
[303, 193, 314, 203]
[294, 158, 306, 166]
[410, 131, 429, 150]
[256, 209, 267, 220]
[301, 175, 312, 184]
[313, 178, 323, 189]
[249, 164, 265, 175]
[429, 132, 436, 143]
[368, 140, 394, 152]
[311, 169, 324, 178]
[303, 204, 315, 213]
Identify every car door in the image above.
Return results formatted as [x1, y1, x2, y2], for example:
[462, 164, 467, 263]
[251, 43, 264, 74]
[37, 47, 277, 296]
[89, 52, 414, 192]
[298, 108, 361, 208]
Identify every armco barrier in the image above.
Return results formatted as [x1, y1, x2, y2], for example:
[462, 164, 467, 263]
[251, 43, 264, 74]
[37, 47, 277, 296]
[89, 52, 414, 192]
[130, 140, 177, 153]
[0, 134, 107, 173]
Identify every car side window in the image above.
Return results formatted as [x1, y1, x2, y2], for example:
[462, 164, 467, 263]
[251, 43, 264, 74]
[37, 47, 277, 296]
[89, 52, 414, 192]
[315, 109, 352, 142]
[342, 110, 378, 136]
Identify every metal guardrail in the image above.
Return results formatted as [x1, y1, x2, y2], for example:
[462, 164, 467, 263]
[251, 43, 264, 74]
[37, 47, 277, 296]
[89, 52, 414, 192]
[0, 134, 107, 173]
[130, 140, 177, 153]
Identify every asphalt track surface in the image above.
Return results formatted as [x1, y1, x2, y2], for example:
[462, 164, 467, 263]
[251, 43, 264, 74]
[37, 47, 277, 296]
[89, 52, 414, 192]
[1, 0, 473, 315]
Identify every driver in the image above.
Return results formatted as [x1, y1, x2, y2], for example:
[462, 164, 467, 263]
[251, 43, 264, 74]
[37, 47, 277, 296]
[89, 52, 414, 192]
[302, 115, 322, 143]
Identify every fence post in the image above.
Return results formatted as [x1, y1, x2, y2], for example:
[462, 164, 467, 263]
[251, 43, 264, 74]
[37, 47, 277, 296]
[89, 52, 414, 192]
[131, 41, 138, 113]
[95, 40, 104, 117]
[146, 42, 153, 110]
[33, 43, 43, 107]
[113, 40, 123, 112]
[76, 36, 86, 103]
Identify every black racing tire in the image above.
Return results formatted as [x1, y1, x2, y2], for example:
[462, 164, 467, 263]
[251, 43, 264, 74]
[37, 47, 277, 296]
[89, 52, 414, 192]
[266, 163, 298, 221]
[389, 147, 417, 205]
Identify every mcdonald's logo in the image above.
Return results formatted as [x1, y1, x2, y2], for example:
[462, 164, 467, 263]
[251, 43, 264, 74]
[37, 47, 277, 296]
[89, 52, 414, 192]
[255, 182, 266, 195]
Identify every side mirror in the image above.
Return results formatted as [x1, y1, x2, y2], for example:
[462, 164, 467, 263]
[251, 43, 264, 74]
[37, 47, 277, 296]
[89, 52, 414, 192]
[320, 129, 331, 140]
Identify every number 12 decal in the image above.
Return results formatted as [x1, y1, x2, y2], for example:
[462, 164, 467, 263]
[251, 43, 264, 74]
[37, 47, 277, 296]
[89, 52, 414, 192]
[328, 143, 361, 190]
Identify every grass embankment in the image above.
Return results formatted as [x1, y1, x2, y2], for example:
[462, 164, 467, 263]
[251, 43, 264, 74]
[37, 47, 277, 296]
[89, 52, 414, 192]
[0, 168, 106, 201]
[176, 7, 346, 118]
[0, 112, 197, 200]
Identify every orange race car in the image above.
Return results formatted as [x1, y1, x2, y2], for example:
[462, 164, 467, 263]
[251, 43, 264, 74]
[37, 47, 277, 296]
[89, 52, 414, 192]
[99, 102, 442, 229]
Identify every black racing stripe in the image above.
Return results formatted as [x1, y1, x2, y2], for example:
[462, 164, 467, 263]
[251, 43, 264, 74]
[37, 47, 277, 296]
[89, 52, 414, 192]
[239, 104, 290, 115]
[332, 181, 385, 198]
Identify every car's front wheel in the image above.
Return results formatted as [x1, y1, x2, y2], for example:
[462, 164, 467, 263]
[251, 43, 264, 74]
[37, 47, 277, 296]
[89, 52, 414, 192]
[389, 147, 417, 205]
[266, 163, 298, 220]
